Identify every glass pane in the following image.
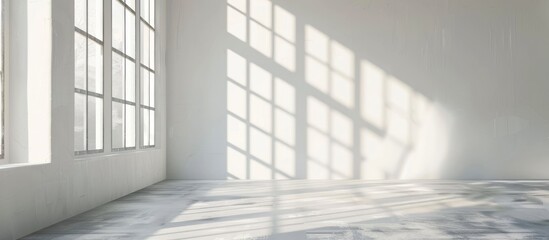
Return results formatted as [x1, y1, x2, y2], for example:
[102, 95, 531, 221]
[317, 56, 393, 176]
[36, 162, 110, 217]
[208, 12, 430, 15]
[126, 104, 136, 147]
[149, 72, 155, 107]
[141, 67, 149, 106]
[126, 11, 136, 58]
[87, 96, 103, 150]
[150, 0, 155, 27]
[74, 92, 87, 151]
[88, 40, 103, 94]
[142, 108, 150, 146]
[75, 32, 87, 90]
[150, 29, 155, 70]
[150, 110, 155, 146]
[141, 23, 150, 67]
[112, 0, 124, 52]
[141, 0, 149, 22]
[75, 0, 86, 31]
[112, 101, 124, 149]
[126, 59, 135, 102]
[88, 0, 103, 40]
[126, 0, 135, 10]
[112, 51, 124, 99]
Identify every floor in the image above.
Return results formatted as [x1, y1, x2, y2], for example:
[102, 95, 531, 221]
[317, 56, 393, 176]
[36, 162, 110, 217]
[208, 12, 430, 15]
[24, 180, 549, 240]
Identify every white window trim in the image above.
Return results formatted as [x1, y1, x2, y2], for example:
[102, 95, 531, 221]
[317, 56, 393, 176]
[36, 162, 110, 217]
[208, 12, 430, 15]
[74, 0, 158, 158]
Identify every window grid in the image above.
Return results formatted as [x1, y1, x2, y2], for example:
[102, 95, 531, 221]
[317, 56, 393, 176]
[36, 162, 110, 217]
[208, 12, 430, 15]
[75, 0, 104, 155]
[140, 0, 155, 148]
[112, 0, 136, 151]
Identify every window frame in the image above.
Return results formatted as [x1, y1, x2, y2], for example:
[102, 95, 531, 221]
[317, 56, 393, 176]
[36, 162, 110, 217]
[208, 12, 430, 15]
[139, 0, 156, 149]
[111, 0, 137, 152]
[74, 0, 105, 156]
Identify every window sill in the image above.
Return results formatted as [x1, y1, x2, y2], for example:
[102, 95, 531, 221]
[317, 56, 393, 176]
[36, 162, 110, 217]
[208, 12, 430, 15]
[74, 147, 161, 161]
[0, 162, 50, 171]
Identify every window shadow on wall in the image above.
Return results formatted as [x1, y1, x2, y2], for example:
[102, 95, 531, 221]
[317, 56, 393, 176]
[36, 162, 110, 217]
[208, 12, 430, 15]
[225, 0, 451, 180]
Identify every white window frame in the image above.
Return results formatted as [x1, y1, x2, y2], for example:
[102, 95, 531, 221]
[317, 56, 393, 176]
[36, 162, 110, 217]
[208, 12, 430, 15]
[111, 0, 137, 152]
[74, 0, 157, 156]
[74, 0, 105, 156]
[139, 0, 155, 149]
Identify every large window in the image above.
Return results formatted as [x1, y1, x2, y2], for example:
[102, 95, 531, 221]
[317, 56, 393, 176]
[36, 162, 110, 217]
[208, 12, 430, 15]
[74, 0, 104, 155]
[140, 0, 155, 148]
[112, 0, 136, 151]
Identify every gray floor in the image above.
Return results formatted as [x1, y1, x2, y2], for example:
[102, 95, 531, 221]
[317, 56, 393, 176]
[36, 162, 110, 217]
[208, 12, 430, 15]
[24, 180, 549, 240]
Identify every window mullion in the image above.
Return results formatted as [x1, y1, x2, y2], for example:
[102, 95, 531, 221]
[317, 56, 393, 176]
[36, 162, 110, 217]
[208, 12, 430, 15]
[103, 0, 112, 154]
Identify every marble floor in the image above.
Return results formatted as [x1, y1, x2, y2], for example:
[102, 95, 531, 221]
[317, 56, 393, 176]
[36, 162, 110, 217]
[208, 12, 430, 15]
[23, 180, 549, 240]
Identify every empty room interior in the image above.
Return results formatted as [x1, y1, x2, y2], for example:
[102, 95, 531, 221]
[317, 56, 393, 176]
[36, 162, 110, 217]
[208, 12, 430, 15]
[1, 0, 549, 239]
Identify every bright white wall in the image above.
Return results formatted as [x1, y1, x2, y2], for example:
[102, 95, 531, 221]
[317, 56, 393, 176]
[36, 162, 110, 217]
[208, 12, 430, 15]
[0, 0, 167, 239]
[167, 0, 549, 180]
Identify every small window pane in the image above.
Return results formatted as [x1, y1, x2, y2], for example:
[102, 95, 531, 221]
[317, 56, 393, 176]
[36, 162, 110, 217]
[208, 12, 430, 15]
[150, 0, 155, 27]
[74, 93, 87, 152]
[75, 0, 87, 31]
[141, 23, 150, 67]
[150, 30, 155, 70]
[141, 0, 149, 22]
[112, 0, 124, 52]
[142, 108, 150, 146]
[112, 52, 124, 99]
[126, 11, 136, 58]
[87, 96, 103, 150]
[150, 110, 155, 146]
[149, 72, 155, 107]
[88, 40, 103, 94]
[126, 105, 136, 147]
[126, 0, 135, 10]
[88, 0, 103, 41]
[75, 32, 87, 90]
[126, 59, 135, 102]
[112, 101, 124, 149]
[141, 68, 149, 106]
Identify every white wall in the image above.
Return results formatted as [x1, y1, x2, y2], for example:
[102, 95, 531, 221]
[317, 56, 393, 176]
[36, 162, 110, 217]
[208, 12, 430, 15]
[0, 0, 167, 239]
[167, 0, 549, 180]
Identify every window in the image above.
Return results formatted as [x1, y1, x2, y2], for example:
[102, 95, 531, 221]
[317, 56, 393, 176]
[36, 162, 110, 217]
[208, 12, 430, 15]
[112, 0, 136, 151]
[140, 0, 155, 148]
[74, 0, 104, 155]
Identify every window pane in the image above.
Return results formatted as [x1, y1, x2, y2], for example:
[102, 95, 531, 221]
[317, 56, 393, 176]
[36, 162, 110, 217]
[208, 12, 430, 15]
[150, 30, 155, 70]
[112, 101, 124, 149]
[126, 104, 136, 147]
[150, 0, 155, 27]
[75, 0, 86, 31]
[88, 40, 103, 94]
[88, 0, 103, 40]
[112, 0, 124, 52]
[74, 92, 87, 151]
[126, 59, 135, 102]
[150, 110, 155, 146]
[112, 52, 124, 99]
[126, 0, 135, 10]
[141, 0, 149, 22]
[75, 32, 87, 90]
[126, 11, 136, 58]
[141, 23, 150, 67]
[87, 96, 103, 150]
[149, 72, 155, 107]
[142, 108, 150, 146]
[141, 68, 149, 106]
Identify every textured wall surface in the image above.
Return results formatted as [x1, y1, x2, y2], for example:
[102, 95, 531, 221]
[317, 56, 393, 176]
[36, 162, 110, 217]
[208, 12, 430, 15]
[0, 0, 168, 239]
[167, 0, 549, 180]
